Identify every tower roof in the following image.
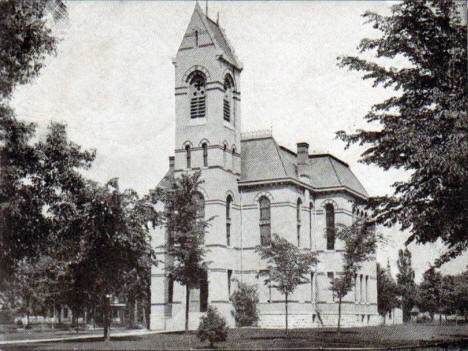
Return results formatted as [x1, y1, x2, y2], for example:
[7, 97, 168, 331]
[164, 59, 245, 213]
[178, 3, 242, 70]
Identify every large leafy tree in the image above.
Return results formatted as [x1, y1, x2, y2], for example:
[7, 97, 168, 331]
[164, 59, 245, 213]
[256, 234, 317, 335]
[156, 172, 210, 333]
[417, 267, 442, 321]
[396, 248, 416, 322]
[337, 1, 467, 265]
[329, 219, 378, 331]
[376, 264, 399, 322]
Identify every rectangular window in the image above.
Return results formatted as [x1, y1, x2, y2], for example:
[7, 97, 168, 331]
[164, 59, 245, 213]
[297, 224, 301, 247]
[226, 222, 231, 246]
[223, 99, 230, 121]
[260, 224, 271, 246]
[227, 270, 232, 299]
[328, 272, 334, 302]
[311, 272, 315, 303]
[365, 275, 369, 303]
[191, 96, 206, 118]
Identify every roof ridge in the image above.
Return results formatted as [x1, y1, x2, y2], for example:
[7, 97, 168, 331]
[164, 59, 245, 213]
[328, 157, 343, 187]
[272, 138, 290, 178]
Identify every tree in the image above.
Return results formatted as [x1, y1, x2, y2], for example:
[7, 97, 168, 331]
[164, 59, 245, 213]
[230, 281, 259, 327]
[452, 270, 468, 320]
[0, 0, 66, 101]
[329, 219, 378, 331]
[256, 234, 318, 336]
[337, 1, 467, 265]
[418, 267, 442, 321]
[157, 172, 210, 333]
[196, 306, 228, 348]
[396, 248, 416, 322]
[376, 264, 399, 322]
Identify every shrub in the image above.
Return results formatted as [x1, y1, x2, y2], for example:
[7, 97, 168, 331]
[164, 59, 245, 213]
[230, 281, 259, 327]
[196, 306, 228, 348]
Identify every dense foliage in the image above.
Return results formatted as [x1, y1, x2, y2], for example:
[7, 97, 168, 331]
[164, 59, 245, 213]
[156, 172, 210, 332]
[329, 219, 378, 330]
[256, 234, 317, 335]
[396, 248, 416, 322]
[230, 281, 259, 327]
[376, 264, 399, 319]
[338, 0, 467, 265]
[197, 306, 229, 348]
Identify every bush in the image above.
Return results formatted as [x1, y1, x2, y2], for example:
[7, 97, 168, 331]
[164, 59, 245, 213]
[230, 281, 259, 327]
[196, 306, 228, 348]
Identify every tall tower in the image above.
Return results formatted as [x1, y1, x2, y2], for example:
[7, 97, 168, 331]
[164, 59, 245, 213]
[173, 2, 242, 173]
[151, 3, 243, 330]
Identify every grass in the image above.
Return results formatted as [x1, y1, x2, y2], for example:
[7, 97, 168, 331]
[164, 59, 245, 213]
[2, 324, 468, 350]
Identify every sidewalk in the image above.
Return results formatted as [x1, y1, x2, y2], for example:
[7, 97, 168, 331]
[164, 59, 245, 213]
[0, 328, 164, 346]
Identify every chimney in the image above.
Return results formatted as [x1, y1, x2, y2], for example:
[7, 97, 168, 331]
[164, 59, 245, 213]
[169, 156, 175, 171]
[296, 142, 309, 179]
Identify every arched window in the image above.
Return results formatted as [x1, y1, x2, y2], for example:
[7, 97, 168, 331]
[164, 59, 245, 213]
[202, 143, 208, 167]
[325, 203, 335, 250]
[297, 198, 302, 246]
[193, 192, 205, 219]
[223, 74, 234, 123]
[189, 72, 206, 119]
[194, 30, 199, 47]
[185, 144, 191, 169]
[259, 196, 271, 246]
[226, 195, 232, 246]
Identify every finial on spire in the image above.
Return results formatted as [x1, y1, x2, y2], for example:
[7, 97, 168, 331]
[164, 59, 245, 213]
[205, 0, 208, 17]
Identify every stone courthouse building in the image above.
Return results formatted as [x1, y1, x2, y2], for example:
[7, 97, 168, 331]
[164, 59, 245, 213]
[150, 3, 379, 330]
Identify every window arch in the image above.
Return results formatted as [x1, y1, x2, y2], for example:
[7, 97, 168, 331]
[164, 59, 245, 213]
[297, 198, 302, 246]
[226, 195, 232, 246]
[189, 71, 206, 119]
[185, 144, 191, 169]
[325, 203, 335, 250]
[259, 196, 271, 246]
[202, 143, 208, 167]
[223, 74, 234, 123]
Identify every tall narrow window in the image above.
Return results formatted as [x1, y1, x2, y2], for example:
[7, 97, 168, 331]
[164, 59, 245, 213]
[310, 272, 315, 303]
[189, 72, 206, 119]
[328, 272, 335, 302]
[227, 270, 232, 298]
[226, 195, 232, 246]
[185, 145, 191, 169]
[309, 202, 314, 249]
[193, 192, 205, 219]
[359, 275, 363, 303]
[223, 144, 227, 168]
[200, 269, 208, 312]
[325, 204, 335, 250]
[202, 143, 208, 167]
[232, 147, 236, 171]
[297, 198, 302, 246]
[354, 274, 358, 302]
[365, 275, 369, 303]
[259, 196, 271, 246]
[223, 74, 234, 122]
[194, 30, 199, 47]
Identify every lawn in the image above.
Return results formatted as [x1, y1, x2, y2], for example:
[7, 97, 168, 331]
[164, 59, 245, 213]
[2, 324, 468, 350]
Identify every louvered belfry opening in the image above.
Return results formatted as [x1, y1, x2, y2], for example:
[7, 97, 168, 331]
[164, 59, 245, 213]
[223, 74, 234, 122]
[189, 72, 206, 119]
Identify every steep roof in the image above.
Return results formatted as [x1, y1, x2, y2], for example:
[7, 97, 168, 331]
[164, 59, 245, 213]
[240, 136, 368, 198]
[179, 3, 242, 69]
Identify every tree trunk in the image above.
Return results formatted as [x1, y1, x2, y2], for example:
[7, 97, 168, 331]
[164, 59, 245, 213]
[337, 296, 342, 333]
[134, 299, 138, 327]
[285, 293, 289, 337]
[103, 296, 111, 341]
[185, 285, 190, 333]
[439, 314, 442, 325]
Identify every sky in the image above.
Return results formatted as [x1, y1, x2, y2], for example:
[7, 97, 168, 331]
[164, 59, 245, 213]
[11, 1, 466, 280]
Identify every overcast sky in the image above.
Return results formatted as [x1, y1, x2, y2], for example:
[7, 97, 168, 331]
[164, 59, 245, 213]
[11, 1, 466, 280]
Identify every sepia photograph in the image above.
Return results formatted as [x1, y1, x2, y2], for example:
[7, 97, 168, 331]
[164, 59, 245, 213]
[0, 1, 466, 350]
